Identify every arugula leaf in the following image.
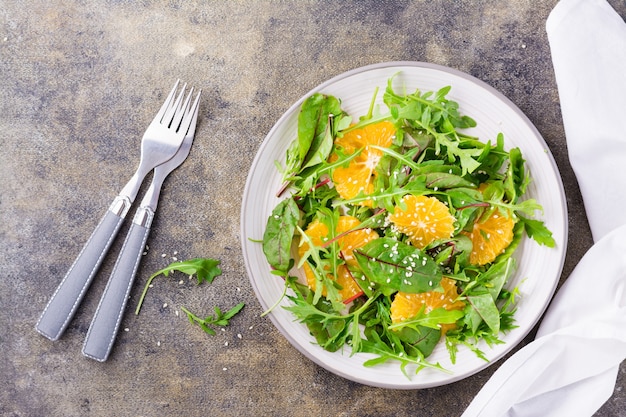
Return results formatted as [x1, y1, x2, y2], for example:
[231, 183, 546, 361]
[383, 79, 481, 175]
[518, 215, 556, 247]
[181, 303, 245, 336]
[135, 258, 222, 315]
[155, 258, 222, 284]
[359, 327, 450, 376]
[283, 277, 378, 352]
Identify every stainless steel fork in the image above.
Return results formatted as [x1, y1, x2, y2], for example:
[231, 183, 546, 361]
[82, 89, 201, 362]
[36, 81, 197, 341]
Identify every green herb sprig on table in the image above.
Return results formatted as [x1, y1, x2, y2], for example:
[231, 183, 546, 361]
[135, 257, 245, 336]
[181, 303, 246, 335]
[135, 257, 222, 315]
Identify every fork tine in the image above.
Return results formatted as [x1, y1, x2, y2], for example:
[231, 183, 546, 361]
[155, 80, 180, 122]
[170, 87, 195, 132]
[179, 90, 202, 136]
[162, 82, 187, 126]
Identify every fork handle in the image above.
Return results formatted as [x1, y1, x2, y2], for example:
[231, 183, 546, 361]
[82, 207, 153, 361]
[35, 197, 131, 341]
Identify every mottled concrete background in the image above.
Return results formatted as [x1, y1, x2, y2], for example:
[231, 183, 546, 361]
[1, 1, 624, 416]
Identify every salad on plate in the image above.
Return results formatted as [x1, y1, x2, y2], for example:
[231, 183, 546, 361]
[261, 76, 554, 376]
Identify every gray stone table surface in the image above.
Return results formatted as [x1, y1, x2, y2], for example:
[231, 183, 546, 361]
[1, 1, 624, 416]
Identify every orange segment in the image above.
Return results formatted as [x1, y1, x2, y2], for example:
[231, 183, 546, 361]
[298, 216, 378, 303]
[388, 195, 455, 249]
[331, 121, 396, 205]
[463, 210, 515, 265]
[334, 216, 379, 266]
[390, 277, 465, 334]
[302, 263, 363, 304]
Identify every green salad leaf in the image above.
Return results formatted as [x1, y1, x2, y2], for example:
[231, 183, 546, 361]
[135, 258, 222, 315]
[181, 303, 245, 336]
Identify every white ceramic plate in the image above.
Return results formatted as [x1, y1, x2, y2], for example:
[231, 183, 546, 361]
[240, 62, 568, 389]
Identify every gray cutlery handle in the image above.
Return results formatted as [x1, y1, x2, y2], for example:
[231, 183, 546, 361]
[36, 208, 126, 340]
[82, 220, 150, 362]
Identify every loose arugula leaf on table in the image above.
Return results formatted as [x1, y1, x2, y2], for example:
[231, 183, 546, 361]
[181, 302, 245, 336]
[135, 258, 222, 315]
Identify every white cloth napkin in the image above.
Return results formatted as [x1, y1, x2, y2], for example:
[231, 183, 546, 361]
[462, 0, 626, 415]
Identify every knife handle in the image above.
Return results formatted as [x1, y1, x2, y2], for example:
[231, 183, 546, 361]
[35, 197, 131, 341]
[82, 207, 153, 362]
